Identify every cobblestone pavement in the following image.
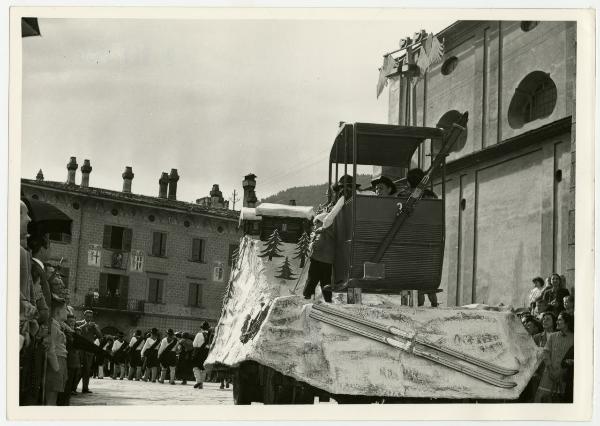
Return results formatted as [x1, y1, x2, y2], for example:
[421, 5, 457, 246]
[70, 378, 234, 405]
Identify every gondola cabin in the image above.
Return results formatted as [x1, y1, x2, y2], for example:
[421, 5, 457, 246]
[328, 122, 461, 295]
[239, 207, 261, 236]
[255, 203, 314, 244]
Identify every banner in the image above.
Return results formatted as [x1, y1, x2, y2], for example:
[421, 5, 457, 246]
[130, 249, 145, 272]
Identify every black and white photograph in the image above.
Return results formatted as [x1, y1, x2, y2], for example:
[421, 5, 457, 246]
[4, 4, 596, 422]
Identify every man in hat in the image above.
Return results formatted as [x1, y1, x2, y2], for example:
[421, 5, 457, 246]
[192, 322, 211, 389]
[396, 168, 437, 199]
[76, 310, 103, 393]
[158, 329, 178, 384]
[302, 212, 334, 303]
[127, 330, 145, 381]
[111, 331, 128, 380]
[371, 175, 397, 197]
[332, 174, 361, 201]
[141, 328, 160, 382]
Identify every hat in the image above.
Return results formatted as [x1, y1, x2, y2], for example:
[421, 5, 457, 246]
[333, 175, 361, 191]
[175, 331, 183, 338]
[151, 327, 159, 335]
[371, 175, 397, 194]
[182, 332, 192, 340]
[83, 309, 94, 315]
[201, 321, 210, 331]
[167, 328, 174, 336]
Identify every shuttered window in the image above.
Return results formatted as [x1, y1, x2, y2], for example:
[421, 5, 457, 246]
[191, 238, 204, 262]
[148, 278, 164, 303]
[188, 283, 203, 307]
[151, 232, 167, 257]
[102, 225, 133, 251]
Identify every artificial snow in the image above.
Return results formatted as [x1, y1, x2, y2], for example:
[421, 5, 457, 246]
[206, 235, 542, 400]
[255, 203, 315, 220]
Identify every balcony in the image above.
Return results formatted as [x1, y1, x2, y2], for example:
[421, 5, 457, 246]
[84, 294, 145, 314]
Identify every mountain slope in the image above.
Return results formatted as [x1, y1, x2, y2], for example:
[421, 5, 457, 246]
[260, 174, 373, 208]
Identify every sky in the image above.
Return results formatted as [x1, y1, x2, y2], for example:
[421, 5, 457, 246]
[22, 16, 451, 206]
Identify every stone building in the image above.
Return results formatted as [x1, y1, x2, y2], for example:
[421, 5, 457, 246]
[378, 20, 576, 307]
[21, 159, 242, 336]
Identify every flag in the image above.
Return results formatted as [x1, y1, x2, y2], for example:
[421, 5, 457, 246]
[415, 33, 444, 78]
[376, 54, 396, 99]
[130, 250, 145, 272]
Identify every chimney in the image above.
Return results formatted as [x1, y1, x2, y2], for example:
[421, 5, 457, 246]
[66, 156, 78, 185]
[80, 159, 92, 188]
[158, 172, 169, 198]
[36, 169, 44, 181]
[210, 184, 224, 207]
[242, 173, 257, 208]
[167, 168, 179, 200]
[289, 200, 296, 206]
[122, 166, 134, 193]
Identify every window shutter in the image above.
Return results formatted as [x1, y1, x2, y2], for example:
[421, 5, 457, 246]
[197, 284, 203, 306]
[199, 240, 204, 262]
[161, 233, 167, 257]
[120, 275, 129, 299]
[188, 283, 196, 306]
[148, 278, 157, 303]
[157, 279, 164, 304]
[152, 232, 160, 256]
[122, 228, 132, 251]
[103, 225, 112, 248]
[192, 239, 200, 261]
[99, 273, 108, 296]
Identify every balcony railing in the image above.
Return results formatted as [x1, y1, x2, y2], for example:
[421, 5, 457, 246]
[84, 294, 145, 313]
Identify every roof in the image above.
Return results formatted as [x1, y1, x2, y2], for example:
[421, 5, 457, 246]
[239, 207, 261, 221]
[255, 203, 315, 220]
[21, 179, 240, 222]
[330, 123, 443, 167]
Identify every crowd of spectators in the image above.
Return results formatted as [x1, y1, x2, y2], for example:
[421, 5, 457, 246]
[519, 273, 574, 403]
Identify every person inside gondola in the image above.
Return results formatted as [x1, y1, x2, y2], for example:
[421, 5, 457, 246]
[371, 175, 397, 197]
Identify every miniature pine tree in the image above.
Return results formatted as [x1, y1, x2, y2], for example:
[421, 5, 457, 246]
[275, 256, 295, 280]
[259, 229, 284, 261]
[294, 231, 311, 268]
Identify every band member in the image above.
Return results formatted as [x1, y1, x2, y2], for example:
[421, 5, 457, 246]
[111, 332, 128, 380]
[141, 328, 160, 382]
[175, 332, 194, 385]
[192, 322, 211, 389]
[127, 330, 145, 381]
[75, 310, 103, 393]
[158, 329, 178, 384]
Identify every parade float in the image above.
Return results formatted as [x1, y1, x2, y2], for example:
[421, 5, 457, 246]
[205, 113, 544, 404]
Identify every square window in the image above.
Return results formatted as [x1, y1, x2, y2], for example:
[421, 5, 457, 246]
[152, 232, 167, 257]
[192, 238, 205, 262]
[148, 277, 164, 303]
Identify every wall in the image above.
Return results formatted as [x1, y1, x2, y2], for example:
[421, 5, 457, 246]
[386, 20, 576, 307]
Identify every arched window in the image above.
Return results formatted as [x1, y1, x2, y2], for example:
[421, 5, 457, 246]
[432, 110, 468, 154]
[441, 56, 458, 76]
[508, 71, 557, 129]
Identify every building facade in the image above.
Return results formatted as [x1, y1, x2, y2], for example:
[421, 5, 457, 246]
[21, 160, 242, 336]
[380, 20, 576, 307]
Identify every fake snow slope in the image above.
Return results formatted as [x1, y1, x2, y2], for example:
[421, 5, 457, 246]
[206, 236, 542, 399]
